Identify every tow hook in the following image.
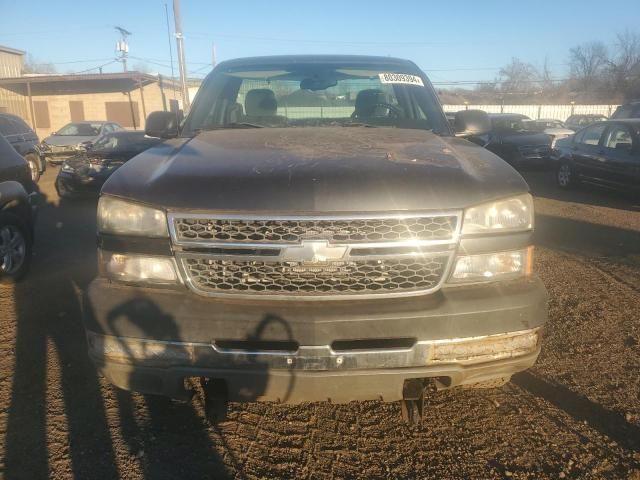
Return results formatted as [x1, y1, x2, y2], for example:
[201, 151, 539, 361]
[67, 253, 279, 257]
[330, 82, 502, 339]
[401, 378, 435, 425]
[201, 378, 229, 425]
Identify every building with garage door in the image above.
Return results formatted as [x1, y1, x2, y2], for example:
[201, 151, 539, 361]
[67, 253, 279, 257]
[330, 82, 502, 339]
[0, 45, 183, 139]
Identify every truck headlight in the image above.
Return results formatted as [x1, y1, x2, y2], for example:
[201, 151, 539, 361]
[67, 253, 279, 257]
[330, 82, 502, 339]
[462, 194, 533, 235]
[61, 162, 75, 173]
[449, 247, 533, 283]
[98, 196, 168, 237]
[103, 253, 178, 284]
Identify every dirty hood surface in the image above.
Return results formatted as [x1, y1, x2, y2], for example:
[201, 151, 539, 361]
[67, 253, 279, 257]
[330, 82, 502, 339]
[103, 127, 529, 212]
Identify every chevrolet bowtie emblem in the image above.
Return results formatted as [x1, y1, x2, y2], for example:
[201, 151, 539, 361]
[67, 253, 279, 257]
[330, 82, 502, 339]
[281, 241, 347, 263]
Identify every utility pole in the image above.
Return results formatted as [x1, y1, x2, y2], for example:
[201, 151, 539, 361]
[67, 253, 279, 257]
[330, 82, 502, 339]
[115, 26, 131, 72]
[173, 0, 190, 109]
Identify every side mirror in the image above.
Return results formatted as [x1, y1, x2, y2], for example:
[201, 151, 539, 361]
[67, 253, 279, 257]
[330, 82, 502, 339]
[51, 131, 57, 136]
[454, 110, 492, 137]
[78, 140, 93, 151]
[145, 111, 179, 139]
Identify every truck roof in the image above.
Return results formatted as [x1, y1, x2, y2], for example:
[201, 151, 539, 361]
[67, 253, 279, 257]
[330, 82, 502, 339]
[216, 54, 418, 70]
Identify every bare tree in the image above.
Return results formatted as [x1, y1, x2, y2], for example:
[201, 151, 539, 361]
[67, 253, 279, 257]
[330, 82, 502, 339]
[569, 41, 608, 79]
[498, 58, 538, 92]
[606, 30, 640, 99]
[540, 56, 554, 89]
[22, 54, 57, 74]
[132, 61, 153, 74]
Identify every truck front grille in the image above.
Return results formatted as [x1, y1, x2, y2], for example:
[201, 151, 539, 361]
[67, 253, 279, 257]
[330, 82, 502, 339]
[170, 212, 460, 299]
[173, 215, 458, 244]
[49, 145, 74, 153]
[179, 255, 450, 296]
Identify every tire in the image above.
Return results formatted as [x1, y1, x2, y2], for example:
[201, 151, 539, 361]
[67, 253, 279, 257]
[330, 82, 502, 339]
[557, 162, 575, 189]
[55, 178, 76, 200]
[0, 212, 32, 283]
[25, 153, 40, 183]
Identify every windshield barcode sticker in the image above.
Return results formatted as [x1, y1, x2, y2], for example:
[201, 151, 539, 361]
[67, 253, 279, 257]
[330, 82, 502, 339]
[379, 73, 424, 86]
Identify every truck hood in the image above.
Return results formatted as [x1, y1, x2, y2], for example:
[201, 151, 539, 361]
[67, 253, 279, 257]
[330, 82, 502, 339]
[43, 135, 98, 147]
[102, 127, 529, 212]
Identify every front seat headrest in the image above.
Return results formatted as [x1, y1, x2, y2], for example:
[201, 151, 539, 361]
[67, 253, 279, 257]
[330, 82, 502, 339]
[245, 89, 278, 116]
[354, 89, 386, 118]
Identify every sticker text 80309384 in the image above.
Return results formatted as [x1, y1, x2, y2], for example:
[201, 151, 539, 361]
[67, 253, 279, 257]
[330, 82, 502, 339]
[378, 73, 424, 86]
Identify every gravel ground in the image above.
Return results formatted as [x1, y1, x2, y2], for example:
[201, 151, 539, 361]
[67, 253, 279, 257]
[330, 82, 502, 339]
[1, 168, 639, 480]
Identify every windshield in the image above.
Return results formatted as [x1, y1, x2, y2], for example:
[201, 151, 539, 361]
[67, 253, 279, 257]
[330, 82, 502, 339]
[492, 117, 538, 133]
[183, 62, 448, 135]
[56, 122, 103, 136]
[535, 120, 564, 129]
[91, 133, 159, 153]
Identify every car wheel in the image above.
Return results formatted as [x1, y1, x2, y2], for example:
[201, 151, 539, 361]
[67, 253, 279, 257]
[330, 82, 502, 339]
[55, 178, 76, 200]
[0, 213, 32, 283]
[557, 162, 574, 189]
[26, 153, 41, 183]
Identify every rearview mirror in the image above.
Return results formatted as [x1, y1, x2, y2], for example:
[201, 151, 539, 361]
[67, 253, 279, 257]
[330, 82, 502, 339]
[454, 110, 492, 137]
[145, 111, 180, 139]
[300, 76, 338, 91]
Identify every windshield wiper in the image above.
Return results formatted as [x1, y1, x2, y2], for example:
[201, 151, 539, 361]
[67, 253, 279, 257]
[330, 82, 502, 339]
[193, 122, 264, 133]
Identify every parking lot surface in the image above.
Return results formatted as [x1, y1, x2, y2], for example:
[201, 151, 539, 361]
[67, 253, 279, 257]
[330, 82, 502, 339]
[1, 168, 639, 480]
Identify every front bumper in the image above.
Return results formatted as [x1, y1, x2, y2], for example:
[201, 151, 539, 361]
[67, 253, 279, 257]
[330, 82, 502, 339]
[56, 171, 105, 196]
[42, 149, 77, 164]
[84, 276, 548, 403]
[89, 329, 542, 403]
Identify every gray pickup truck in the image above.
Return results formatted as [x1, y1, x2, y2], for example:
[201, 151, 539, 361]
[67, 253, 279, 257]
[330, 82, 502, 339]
[84, 55, 547, 423]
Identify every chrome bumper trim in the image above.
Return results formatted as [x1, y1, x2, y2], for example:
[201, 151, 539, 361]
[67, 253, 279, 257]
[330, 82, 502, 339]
[88, 327, 542, 371]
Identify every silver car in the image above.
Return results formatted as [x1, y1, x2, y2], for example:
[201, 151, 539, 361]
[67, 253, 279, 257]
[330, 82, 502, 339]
[41, 121, 123, 164]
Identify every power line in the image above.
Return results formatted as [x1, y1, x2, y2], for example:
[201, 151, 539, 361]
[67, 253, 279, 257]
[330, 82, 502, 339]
[0, 25, 112, 37]
[188, 64, 212, 75]
[184, 31, 453, 46]
[129, 56, 172, 69]
[71, 60, 119, 74]
[128, 55, 213, 66]
[29, 57, 114, 66]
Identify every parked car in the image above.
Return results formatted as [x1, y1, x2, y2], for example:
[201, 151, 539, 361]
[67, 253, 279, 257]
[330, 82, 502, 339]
[564, 114, 607, 132]
[41, 121, 123, 165]
[611, 100, 640, 119]
[0, 113, 45, 183]
[0, 134, 35, 282]
[84, 55, 547, 424]
[527, 119, 574, 147]
[56, 131, 162, 199]
[471, 113, 553, 168]
[553, 119, 640, 194]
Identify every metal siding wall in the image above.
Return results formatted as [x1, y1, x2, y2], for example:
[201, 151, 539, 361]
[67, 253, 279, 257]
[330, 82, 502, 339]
[0, 51, 23, 78]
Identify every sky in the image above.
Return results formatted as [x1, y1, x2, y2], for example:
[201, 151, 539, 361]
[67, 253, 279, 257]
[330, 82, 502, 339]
[1, 0, 639, 87]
